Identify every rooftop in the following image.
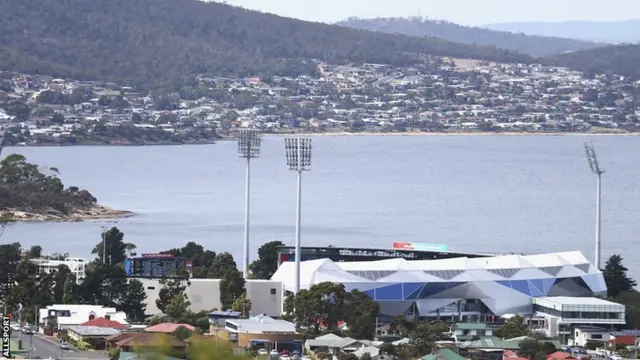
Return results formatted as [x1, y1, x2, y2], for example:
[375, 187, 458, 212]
[535, 297, 623, 306]
[67, 325, 122, 337]
[226, 314, 296, 334]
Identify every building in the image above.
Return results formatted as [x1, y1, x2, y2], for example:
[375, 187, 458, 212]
[452, 323, 499, 342]
[277, 243, 489, 265]
[215, 314, 302, 351]
[138, 278, 283, 317]
[570, 326, 611, 347]
[532, 297, 625, 338]
[30, 257, 86, 283]
[66, 326, 122, 349]
[39, 305, 129, 330]
[271, 251, 607, 319]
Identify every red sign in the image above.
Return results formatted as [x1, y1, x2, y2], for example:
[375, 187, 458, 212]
[392, 242, 413, 250]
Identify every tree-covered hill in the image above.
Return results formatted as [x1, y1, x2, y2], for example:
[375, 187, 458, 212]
[547, 44, 640, 79]
[336, 17, 604, 57]
[0, 0, 534, 88]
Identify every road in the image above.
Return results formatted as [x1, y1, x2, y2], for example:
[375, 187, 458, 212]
[10, 332, 108, 360]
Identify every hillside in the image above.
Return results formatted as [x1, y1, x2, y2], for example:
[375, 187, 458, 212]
[485, 20, 640, 44]
[336, 17, 603, 57]
[0, 154, 131, 221]
[0, 0, 536, 89]
[548, 44, 640, 79]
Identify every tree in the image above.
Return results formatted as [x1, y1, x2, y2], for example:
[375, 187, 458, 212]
[344, 290, 380, 340]
[156, 278, 189, 314]
[208, 252, 237, 278]
[120, 280, 147, 322]
[219, 268, 245, 311]
[292, 282, 347, 337]
[232, 292, 252, 316]
[164, 294, 191, 320]
[518, 338, 557, 360]
[52, 264, 73, 304]
[495, 314, 528, 339]
[92, 227, 129, 265]
[249, 241, 283, 279]
[0, 243, 21, 302]
[603, 254, 637, 297]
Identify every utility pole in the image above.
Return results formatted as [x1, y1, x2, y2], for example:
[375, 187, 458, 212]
[284, 137, 312, 293]
[584, 141, 605, 269]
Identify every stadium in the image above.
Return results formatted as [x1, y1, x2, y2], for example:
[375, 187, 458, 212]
[271, 250, 607, 319]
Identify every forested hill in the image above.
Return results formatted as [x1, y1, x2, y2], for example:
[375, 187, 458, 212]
[0, 0, 534, 88]
[336, 17, 603, 57]
[548, 44, 640, 79]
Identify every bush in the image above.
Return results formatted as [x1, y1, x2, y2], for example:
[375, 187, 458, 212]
[108, 348, 121, 360]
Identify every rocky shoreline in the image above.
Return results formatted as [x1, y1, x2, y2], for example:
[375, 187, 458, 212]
[5, 205, 135, 222]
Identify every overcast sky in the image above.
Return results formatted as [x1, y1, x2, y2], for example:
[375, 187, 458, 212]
[216, 0, 640, 25]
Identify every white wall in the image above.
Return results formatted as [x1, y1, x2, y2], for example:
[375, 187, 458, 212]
[137, 278, 282, 317]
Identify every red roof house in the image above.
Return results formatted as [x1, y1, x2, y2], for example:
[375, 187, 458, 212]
[145, 323, 195, 333]
[547, 352, 577, 360]
[81, 316, 128, 329]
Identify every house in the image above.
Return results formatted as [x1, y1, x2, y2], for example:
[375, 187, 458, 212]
[106, 332, 186, 352]
[547, 352, 576, 360]
[421, 348, 466, 360]
[81, 316, 128, 329]
[209, 310, 241, 327]
[305, 334, 379, 355]
[145, 323, 195, 333]
[218, 314, 301, 350]
[66, 326, 122, 349]
[572, 326, 610, 347]
[39, 305, 128, 330]
[452, 323, 498, 342]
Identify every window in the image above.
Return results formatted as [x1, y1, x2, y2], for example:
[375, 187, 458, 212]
[591, 334, 603, 339]
[270, 288, 277, 295]
[147, 286, 155, 290]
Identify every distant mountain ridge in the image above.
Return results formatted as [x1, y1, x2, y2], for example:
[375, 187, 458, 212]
[484, 19, 640, 44]
[0, 0, 534, 88]
[336, 17, 604, 57]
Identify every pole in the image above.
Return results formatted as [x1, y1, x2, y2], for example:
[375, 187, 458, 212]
[102, 231, 106, 265]
[243, 157, 251, 279]
[294, 138, 303, 294]
[595, 173, 602, 269]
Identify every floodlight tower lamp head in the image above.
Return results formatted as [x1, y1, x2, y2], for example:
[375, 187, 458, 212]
[284, 137, 312, 172]
[236, 129, 262, 159]
[584, 141, 604, 175]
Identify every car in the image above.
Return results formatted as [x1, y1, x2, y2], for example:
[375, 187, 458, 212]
[270, 350, 279, 356]
[10, 323, 21, 331]
[258, 349, 268, 356]
[281, 356, 290, 360]
[609, 353, 621, 360]
[301, 356, 311, 360]
[21, 326, 34, 335]
[60, 341, 70, 350]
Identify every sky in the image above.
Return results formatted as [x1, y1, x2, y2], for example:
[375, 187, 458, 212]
[216, 0, 640, 26]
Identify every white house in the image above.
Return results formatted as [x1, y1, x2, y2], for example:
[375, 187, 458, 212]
[38, 305, 128, 330]
[571, 326, 610, 347]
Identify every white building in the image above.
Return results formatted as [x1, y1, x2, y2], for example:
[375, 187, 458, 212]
[570, 326, 612, 347]
[137, 278, 283, 317]
[38, 305, 128, 330]
[30, 257, 86, 283]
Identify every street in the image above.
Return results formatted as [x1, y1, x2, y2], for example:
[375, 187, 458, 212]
[10, 332, 108, 360]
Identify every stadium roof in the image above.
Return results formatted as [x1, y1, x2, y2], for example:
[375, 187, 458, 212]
[271, 251, 600, 293]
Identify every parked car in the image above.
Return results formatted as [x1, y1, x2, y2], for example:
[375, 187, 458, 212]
[270, 350, 279, 356]
[608, 353, 622, 360]
[60, 341, 70, 350]
[258, 349, 268, 356]
[281, 355, 290, 360]
[21, 326, 34, 335]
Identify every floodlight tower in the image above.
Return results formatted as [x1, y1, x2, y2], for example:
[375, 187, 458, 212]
[0, 130, 5, 157]
[237, 129, 262, 279]
[584, 141, 604, 270]
[284, 137, 312, 293]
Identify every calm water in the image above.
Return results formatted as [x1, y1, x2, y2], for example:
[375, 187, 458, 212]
[2, 136, 639, 278]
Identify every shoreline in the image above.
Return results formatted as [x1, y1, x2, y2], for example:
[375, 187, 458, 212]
[5, 205, 135, 223]
[259, 131, 640, 137]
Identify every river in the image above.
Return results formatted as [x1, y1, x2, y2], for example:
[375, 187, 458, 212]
[2, 135, 639, 278]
